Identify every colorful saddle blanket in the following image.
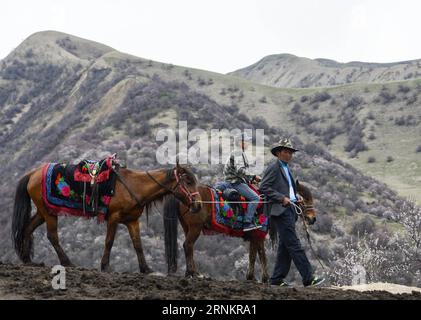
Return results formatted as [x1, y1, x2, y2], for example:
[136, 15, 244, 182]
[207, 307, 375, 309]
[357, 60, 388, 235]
[41, 156, 118, 222]
[203, 184, 269, 239]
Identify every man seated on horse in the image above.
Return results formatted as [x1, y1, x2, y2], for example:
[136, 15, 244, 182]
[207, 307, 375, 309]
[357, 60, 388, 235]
[223, 132, 262, 232]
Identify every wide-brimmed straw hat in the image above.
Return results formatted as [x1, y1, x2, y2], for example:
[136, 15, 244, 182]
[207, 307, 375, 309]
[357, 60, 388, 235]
[270, 137, 299, 156]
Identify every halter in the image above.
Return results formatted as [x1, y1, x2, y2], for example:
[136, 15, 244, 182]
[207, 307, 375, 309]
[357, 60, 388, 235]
[172, 168, 200, 204]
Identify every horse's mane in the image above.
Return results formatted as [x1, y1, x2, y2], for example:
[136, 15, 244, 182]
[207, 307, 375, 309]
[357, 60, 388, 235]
[297, 182, 313, 201]
[144, 165, 197, 225]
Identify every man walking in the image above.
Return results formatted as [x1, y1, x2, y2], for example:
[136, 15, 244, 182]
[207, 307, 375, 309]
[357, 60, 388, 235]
[260, 137, 325, 287]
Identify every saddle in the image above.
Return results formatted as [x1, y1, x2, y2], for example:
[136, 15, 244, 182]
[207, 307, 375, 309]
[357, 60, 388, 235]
[74, 154, 118, 216]
[42, 154, 120, 221]
[213, 182, 256, 218]
[219, 188, 246, 217]
[204, 185, 268, 238]
[74, 155, 115, 184]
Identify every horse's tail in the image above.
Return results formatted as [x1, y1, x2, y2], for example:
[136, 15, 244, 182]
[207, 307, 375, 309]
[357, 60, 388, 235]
[163, 194, 179, 274]
[269, 216, 278, 249]
[12, 172, 33, 261]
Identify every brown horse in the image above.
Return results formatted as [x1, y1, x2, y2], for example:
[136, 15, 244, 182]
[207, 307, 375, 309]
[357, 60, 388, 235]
[163, 180, 317, 282]
[12, 162, 201, 273]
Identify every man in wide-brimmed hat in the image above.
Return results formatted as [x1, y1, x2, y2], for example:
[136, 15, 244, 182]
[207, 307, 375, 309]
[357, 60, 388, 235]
[260, 137, 325, 287]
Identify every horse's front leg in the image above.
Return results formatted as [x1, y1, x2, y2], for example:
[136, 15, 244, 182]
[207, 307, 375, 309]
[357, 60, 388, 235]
[183, 225, 201, 277]
[257, 238, 269, 283]
[246, 239, 257, 281]
[125, 219, 152, 274]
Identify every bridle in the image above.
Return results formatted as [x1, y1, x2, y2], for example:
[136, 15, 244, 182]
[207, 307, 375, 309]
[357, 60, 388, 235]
[146, 167, 199, 206]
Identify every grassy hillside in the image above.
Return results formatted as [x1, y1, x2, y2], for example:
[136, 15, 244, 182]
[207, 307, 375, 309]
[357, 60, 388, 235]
[0, 31, 419, 286]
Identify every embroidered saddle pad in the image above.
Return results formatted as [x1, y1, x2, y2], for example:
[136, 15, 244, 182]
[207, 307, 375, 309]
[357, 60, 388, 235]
[203, 184, 269, 239]
[41, 156, 118, 222]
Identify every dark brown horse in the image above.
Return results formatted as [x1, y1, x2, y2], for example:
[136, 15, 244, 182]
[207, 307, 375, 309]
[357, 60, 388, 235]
[12, 162, 201, 273]
[163, 180, 317, 282]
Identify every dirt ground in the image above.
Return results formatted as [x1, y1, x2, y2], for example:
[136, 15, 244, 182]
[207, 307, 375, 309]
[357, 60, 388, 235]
[0, 262, 420, 300]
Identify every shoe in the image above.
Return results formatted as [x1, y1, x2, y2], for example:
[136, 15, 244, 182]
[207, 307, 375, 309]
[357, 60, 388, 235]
[243, 222, 262, 232]
[304, 276, 325, 287]
[270, 280, 291, 288]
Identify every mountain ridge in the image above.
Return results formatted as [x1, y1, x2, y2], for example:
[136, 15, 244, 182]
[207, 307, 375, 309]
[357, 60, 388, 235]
[229, 53, 421, 88]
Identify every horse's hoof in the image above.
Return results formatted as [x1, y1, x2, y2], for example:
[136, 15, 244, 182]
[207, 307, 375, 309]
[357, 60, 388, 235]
[101, 265, 111, 272]
[185, 271, 201, 278]
[246, 275, 257, 282]
[140, 266, 153, 274]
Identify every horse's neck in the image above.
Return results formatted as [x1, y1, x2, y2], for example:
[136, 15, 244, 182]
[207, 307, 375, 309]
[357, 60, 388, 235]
[131, 168, 175, 203]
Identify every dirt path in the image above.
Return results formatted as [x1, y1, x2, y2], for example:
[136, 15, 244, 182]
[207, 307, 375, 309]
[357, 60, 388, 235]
[0, 262, 420, 300]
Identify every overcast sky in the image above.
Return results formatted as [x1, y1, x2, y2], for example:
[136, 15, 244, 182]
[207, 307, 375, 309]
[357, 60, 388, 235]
[1, 0, 420, 73]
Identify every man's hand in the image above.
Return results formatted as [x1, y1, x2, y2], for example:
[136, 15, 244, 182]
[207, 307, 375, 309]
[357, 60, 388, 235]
[254, 175, 262, 182]
[296, 196, 303, 204]
[281, 197, 291, 207]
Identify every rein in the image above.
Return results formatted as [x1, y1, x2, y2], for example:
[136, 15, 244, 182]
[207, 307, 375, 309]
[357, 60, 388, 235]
[113, 167, 198, 219]
[290, 202, 326, 271]
[146, 168, 199, 206]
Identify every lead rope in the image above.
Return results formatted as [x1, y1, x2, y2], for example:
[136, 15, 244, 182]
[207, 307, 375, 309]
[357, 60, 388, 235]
[290, 202, 326, 271]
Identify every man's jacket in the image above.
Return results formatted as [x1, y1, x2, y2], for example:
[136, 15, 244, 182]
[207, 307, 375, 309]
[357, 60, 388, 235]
[223, 150, 255, 184]
[259, 159, 298, 216]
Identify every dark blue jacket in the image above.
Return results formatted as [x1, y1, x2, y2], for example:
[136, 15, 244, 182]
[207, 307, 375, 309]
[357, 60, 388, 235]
[260, 159, 298, 216]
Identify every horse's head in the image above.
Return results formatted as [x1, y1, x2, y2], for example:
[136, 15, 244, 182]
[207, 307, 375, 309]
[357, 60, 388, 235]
[296, 180, 317, 225]
[172, 162, 202, 213]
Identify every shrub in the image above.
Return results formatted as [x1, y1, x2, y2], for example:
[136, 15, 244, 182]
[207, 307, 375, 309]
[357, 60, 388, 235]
[312, 213, 333, 234]
[367, 112, 375, 120]
[346, 97, 364, 109]
[310, 91, 331, 104]
[406, 94, 417, 105]
[377, 90, 396, 104]
[367, 156, 376, 163]
[398, 84, 410, 94]
[259, 96, 267, 103]
[291, 103, 302, 114]
[303, 143, 326, 156]
[300, 95, 309, 103]
[343, 199, 356, 215]
[351, 216, 376, 236]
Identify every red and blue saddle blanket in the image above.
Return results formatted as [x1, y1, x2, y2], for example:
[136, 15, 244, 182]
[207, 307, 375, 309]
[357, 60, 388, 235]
[203, 184, 269, 239]
[41, 156, 118, 222]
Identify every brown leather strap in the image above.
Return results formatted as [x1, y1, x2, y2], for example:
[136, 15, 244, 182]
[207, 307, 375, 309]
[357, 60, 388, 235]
[113, 167, 145, 209]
